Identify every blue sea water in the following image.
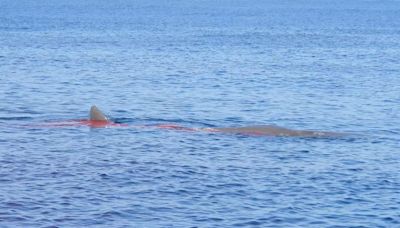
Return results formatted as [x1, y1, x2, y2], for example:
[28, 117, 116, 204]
[1, 0, 400, 227]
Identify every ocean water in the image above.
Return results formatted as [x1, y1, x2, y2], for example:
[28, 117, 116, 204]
[1, 0, 400, 227]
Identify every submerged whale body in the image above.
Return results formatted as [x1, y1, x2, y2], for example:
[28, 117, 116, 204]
[88, 105, 343, 137]
[213, 125, 343, 137]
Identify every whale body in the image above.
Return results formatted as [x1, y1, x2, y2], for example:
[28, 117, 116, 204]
[213, 125, 343, 137]
[87, 105, 343, 137]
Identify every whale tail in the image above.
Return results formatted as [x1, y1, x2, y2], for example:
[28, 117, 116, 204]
[90, 105, 109, 121]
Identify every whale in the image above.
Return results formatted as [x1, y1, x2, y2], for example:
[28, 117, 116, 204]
[87, 105, 343, 137]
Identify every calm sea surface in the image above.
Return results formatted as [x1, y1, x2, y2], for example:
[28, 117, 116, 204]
[1, 0, 400, 227]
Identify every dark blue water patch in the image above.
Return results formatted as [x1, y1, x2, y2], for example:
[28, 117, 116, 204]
[0, 106, 39, 114]
[0, 26, 31, 31]
[0, 116, 33, 121]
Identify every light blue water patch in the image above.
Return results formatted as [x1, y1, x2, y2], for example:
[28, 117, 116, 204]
[1, 0, 400, 227]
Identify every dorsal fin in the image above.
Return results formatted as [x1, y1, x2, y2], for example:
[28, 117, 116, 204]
[90, 105, 108, 121]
